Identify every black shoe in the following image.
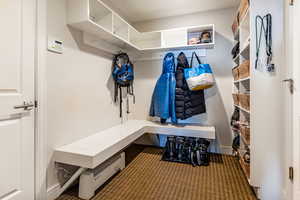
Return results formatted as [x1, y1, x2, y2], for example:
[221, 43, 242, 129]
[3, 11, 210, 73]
[166, 136, 176, 160]
[176, 137, 185, 161]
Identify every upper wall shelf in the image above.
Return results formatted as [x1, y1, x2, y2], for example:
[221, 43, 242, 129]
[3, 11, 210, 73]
[67, 0, 215, 54]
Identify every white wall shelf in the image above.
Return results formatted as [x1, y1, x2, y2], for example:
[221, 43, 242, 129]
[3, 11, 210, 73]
[113, 14, 129, 42]
[67, 0, 215, 54]
[234, 104, 250, 114]
[234, 77, 250, 84]
[89, 0, 112, 32]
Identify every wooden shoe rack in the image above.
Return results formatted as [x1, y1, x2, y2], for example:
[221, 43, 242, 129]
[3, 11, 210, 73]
[231, 0, 251, 183]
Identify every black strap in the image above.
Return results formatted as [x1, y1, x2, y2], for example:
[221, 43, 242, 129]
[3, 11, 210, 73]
[119, 86, 122, 118]
[126, 86, 130, 114]
[114, 83, 118, 103]
[265, 14, 272, 57]
[126, 95, 130, 114]
[131, 84, 135, 104]
[115, 82, 135, 119]
[255, 14, 272, 69]
[190, 52, 202, 68]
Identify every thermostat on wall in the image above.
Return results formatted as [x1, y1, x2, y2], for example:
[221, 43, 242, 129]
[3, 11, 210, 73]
[48, 39, 63, 54]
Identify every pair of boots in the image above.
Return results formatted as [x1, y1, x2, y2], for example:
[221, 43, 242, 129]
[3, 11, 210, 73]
[188, 138, 210, 166]
[165, 136, 210, 166]
[165, 136, 188, 161]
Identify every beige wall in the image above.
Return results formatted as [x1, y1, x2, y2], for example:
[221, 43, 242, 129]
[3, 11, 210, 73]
[130, 8, 236, 152]
[46, 0, 123, 190]
[46, 0, 235, 192]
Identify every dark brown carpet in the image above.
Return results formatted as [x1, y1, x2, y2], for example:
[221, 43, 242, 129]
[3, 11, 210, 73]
[56, 147, 257, 200]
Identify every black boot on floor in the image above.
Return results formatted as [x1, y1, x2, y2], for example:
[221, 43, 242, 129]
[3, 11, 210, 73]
[165, 136, 176, 160]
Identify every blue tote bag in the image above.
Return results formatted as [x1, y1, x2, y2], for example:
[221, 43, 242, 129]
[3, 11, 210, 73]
[184, 52, 214, 91]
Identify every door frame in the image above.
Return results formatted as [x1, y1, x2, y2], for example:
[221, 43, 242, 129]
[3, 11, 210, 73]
[35, 0, 48, 199]
[284, 0, 294, 199]
[286, 0, 300, 199]
[292, 0, 300, 198]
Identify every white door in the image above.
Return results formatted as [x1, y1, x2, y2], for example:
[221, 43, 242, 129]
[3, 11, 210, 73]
[0, 0, 36, 200]
[293, 0, 300, 199]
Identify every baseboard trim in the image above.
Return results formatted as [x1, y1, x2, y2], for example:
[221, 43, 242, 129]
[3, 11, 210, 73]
[47, 184, 60, 200]
[219, 145, 233, 155]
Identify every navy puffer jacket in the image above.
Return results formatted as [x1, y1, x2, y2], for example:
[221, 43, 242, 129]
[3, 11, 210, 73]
[175, 52, 206, 120]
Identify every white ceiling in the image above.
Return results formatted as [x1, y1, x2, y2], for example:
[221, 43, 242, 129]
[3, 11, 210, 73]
[105, 0, 239, 22]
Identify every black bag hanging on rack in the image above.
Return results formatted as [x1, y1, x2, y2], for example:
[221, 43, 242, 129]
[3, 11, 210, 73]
[112, 53, 135, 118]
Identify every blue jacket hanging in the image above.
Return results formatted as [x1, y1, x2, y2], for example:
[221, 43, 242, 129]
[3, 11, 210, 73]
[150, 53, 177, 123]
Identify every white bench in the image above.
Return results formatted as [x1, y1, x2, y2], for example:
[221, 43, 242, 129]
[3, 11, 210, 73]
[54, 120, 215, 199]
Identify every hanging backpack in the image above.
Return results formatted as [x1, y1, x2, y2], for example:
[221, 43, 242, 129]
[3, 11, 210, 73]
[112, 53, 135, 118]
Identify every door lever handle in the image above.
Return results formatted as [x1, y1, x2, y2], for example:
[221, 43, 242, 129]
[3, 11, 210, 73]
[14, 102, 35, 111]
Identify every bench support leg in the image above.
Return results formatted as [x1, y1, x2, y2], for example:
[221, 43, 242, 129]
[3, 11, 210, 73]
[57, 167, 87, 197]
[79, 152, 126, 200]
[79, 171, 95, 199]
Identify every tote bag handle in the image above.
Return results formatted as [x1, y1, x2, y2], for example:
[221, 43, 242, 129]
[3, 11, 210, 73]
[190, 52, 202, 68]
